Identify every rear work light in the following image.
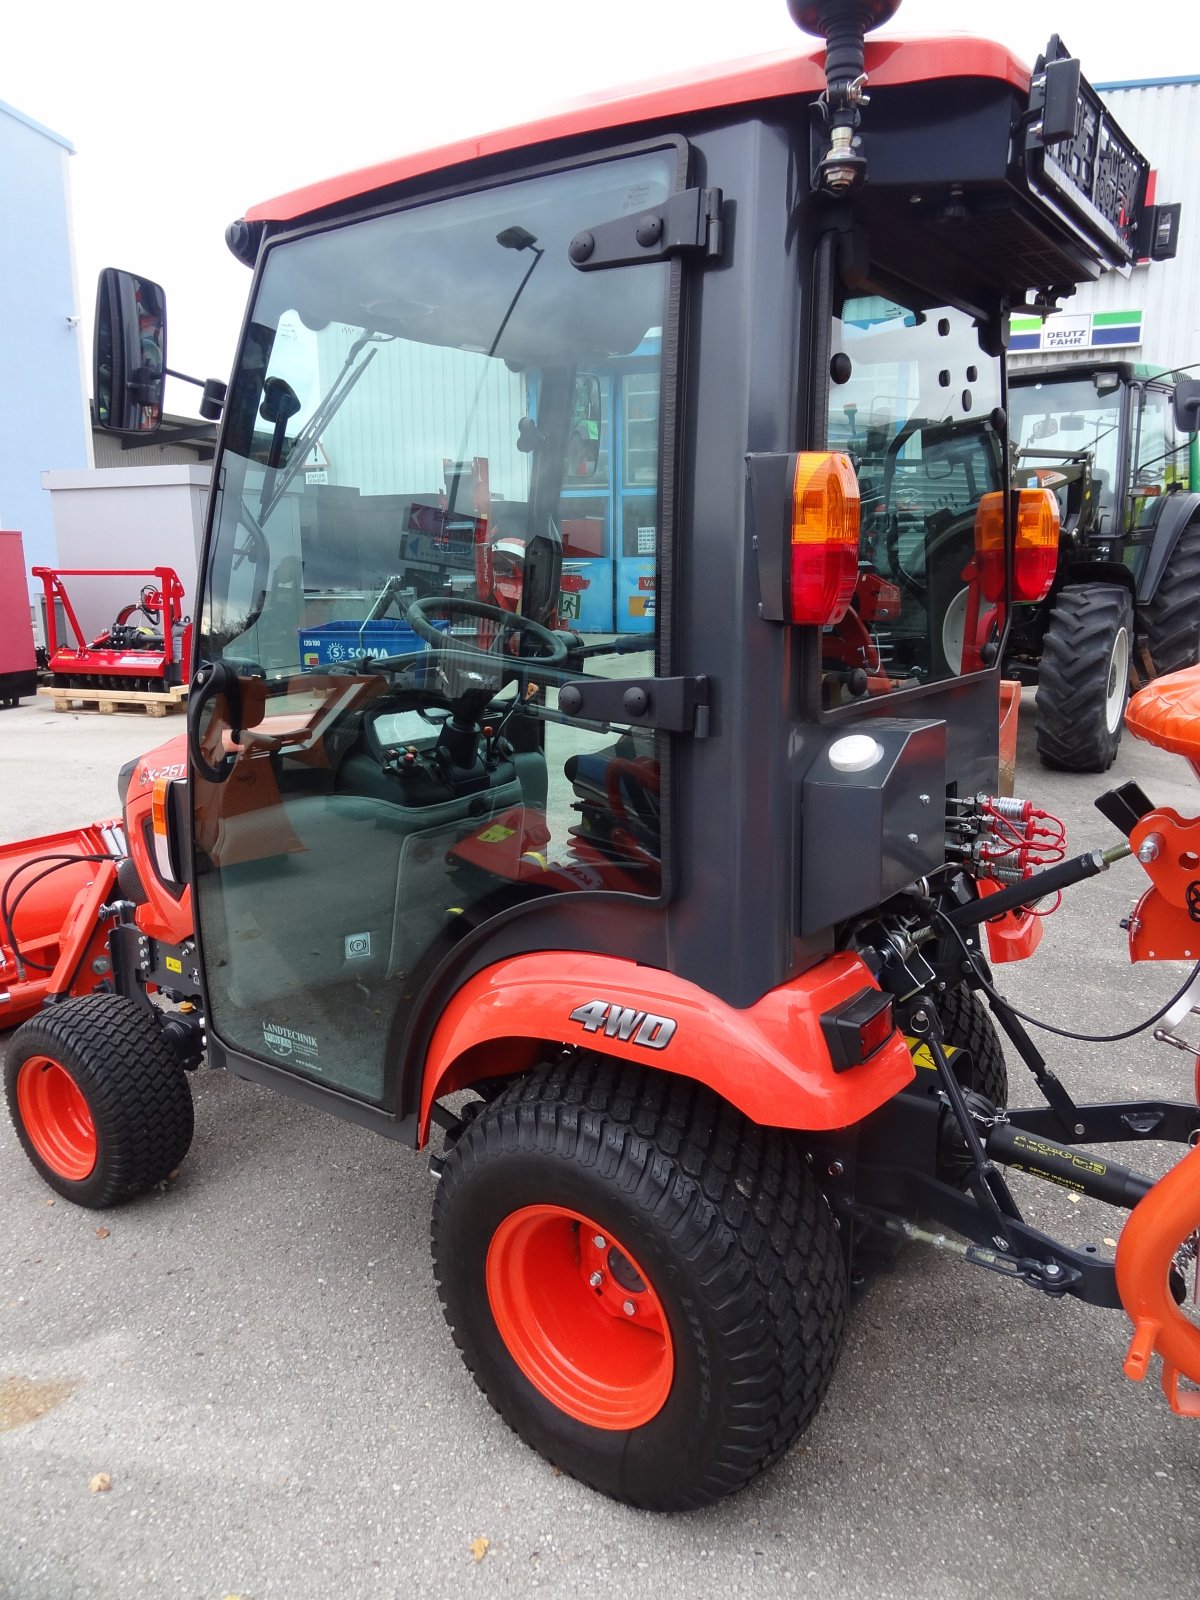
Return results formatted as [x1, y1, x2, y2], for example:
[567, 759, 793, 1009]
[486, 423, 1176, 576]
[789, 452, 861, 624]
[974, 488, 1060, 605]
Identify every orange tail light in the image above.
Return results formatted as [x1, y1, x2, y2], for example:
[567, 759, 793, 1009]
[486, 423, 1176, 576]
[789, 452, 861, 624]
[974, 488, 1060, 605]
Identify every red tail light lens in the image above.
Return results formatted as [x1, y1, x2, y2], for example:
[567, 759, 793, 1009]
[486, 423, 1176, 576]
[1013, 487, 1060, 602]
[789, 452, 861, 624]
[974, 488, 1060, 605]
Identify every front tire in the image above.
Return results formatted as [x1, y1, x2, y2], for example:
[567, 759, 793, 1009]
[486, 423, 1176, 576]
[431, 1059, 847, 1510]
[5, 995, 194, 1207]
[1035, 584, 1133, 771]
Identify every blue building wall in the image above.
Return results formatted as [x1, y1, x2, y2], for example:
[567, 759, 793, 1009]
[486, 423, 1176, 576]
[0, 100, 91, 593]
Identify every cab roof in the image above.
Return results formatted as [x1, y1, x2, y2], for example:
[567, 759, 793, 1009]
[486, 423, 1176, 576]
[246, 35, 1030, 225]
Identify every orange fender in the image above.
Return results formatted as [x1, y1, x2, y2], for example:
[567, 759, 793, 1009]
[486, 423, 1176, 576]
[1115, 1140, 1200, 1416]
[418, 950, 914, 1143]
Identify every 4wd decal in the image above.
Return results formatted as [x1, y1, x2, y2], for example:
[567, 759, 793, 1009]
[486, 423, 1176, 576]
[569, 1000, 677, 1050]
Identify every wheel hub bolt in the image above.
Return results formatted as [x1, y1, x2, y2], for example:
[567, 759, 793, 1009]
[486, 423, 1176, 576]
[593, 1234, 607, 1250]
[623, 1300, 636, 1316]
[589, 1271, 603, 1289]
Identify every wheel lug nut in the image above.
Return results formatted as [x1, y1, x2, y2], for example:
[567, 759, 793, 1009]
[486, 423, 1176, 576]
[589, 1271, 603, 1289]
[593, 1234, 607, 1249]
[623, 1300, 636, 1316]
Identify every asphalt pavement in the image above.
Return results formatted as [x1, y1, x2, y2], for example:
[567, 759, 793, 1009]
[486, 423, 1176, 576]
[1, 689, 1198, 1600]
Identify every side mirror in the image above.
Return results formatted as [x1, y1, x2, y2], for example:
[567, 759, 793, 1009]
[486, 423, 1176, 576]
[94, 268, 167, 433]
[1174, 378, 1200, 435]
[567, 373, 603, 478]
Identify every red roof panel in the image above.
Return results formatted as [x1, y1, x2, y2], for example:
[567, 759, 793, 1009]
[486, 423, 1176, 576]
[246, 36, 1030, 224]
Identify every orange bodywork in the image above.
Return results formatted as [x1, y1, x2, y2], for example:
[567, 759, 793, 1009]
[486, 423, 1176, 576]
[419, 949, 914, 1143]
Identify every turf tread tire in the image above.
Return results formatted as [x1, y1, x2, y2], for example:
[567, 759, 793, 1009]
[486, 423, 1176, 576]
[1035, 584, 1133, 771]
[431, 1058, 846, 1510]
[940, 983, 1008, 1108]
[5, 994, 193, 1208]
[1143, 522, 1200, 679]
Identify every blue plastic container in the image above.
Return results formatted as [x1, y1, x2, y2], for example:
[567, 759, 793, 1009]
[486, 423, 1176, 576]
[298, 620, 439, 670]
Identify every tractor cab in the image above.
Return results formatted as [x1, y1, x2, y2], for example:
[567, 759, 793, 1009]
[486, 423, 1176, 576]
[134, 16, 1143, 1124]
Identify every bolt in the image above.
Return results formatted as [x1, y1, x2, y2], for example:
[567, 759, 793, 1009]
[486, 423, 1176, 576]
[1074, 1123, 1085, 1137]
[907, 832, 920, 845]
[911, 1010, 929, 1032]
[589, 1271, 603, 1289]
[623, 1300, 636, 1317]
[1137, 834, 1163, 864]
[1044, 1263, 1062, 1279]
[993, 1235, 1008, 1251]
[919, 794, 931, 806]
[826, 1160, 845, 1179]
[593, 1234, 607, 1250]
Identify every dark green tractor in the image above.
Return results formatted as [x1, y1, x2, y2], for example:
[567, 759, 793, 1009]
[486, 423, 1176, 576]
[1003, 362, 1200, 771]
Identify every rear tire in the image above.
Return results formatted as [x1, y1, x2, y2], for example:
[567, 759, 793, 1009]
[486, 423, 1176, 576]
[1143, 522, 1200, 678]
[5, 995, 193, 1208]
[1035, 584, 1133, 771]
[940, 982, 1008, 1109]
[432, 1059, 847, 1509]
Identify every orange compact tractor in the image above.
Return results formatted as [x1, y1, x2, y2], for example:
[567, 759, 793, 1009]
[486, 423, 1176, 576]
[6, 1, 1200, 1510]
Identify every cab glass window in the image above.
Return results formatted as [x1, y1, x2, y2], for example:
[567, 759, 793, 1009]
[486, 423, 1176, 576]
[825, 291, 1004, 701]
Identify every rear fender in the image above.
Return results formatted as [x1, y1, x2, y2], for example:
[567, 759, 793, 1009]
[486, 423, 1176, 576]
[417, 950, 914, 1144]
[1136, 493, 1200, 605]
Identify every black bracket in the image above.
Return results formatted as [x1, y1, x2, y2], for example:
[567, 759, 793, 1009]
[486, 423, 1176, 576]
[568, 187, 723, 272]
[557, 675, 709, 735]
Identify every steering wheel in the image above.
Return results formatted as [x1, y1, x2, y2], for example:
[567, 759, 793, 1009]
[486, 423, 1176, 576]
[406, 596, 570, 666]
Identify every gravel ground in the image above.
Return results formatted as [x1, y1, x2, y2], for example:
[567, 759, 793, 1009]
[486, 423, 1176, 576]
[1, 688, 1198, 1600]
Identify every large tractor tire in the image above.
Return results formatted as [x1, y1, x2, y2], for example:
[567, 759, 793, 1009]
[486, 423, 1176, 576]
[5, 995, 193, 1208]
[1035, 584, 1133, 772]
[432, 1058, 846, 1510]
[1142, 522, 1200, 678]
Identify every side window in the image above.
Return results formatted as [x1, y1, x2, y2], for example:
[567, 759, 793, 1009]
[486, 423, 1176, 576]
[1132, 387, 1188, 529]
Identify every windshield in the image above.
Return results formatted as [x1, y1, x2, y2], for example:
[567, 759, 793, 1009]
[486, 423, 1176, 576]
[825, 290, 1005, 700]
[203, 152, 673, 666]
[1008, 376, 1122, 531]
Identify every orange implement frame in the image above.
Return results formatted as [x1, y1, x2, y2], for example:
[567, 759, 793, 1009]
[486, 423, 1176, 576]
[1116, 1143, 1200, 1417]
[1111, 665, 1200, 1407]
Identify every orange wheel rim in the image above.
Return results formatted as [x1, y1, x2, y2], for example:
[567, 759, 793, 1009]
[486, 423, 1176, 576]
[16, 1055, 97, 1181]
[486, 1204, 674, 1430]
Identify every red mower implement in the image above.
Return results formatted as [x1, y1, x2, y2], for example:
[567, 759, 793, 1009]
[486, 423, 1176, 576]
[34, 565, 191, 692]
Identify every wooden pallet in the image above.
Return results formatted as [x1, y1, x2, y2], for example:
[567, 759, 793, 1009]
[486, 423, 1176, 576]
[38, 683, 188, 718]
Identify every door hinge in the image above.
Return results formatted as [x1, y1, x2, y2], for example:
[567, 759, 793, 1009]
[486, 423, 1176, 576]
[568, 187, 723, 272]
[557, 675, 710, 735]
